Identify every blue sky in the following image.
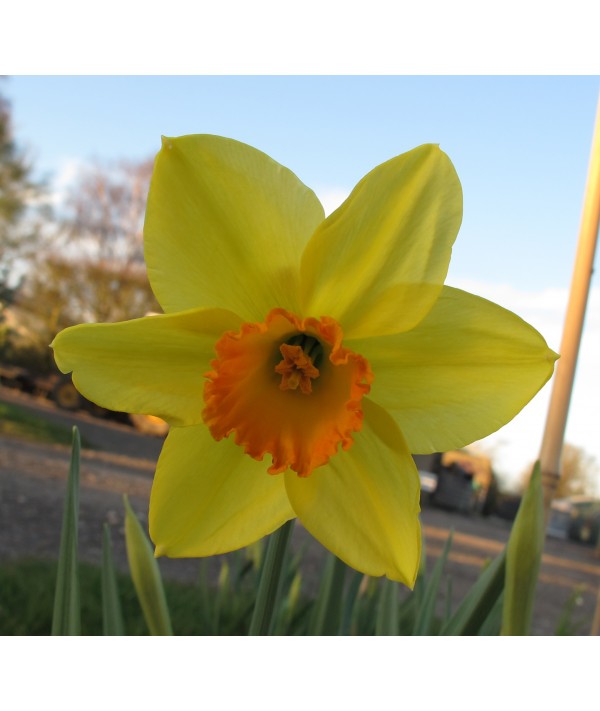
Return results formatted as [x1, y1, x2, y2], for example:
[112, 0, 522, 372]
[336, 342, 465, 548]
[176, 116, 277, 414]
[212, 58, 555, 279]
[8, 76, 598, 290]
[5, 75, 600, 486]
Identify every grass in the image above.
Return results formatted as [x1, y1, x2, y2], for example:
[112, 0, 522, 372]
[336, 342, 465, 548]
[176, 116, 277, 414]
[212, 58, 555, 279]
[0, 400, 90, 447]
[0, 559, 232, 635]
[0, 554, 586, 636]
[0, 555, 355, 636]
[0, 556, 312, 635]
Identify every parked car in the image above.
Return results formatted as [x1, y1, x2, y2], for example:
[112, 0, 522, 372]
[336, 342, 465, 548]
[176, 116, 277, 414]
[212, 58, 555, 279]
[547, 496, 600, 545]
[413, 450, 496, 515]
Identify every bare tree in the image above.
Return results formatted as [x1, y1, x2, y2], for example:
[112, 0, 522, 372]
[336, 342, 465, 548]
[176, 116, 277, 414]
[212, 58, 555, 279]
[19, 255, 159, 325]
[520, 443, 599, 499]
[6, 156, 160, 372]
[51, 157, 159, 322]
[61, 158, 154, 265]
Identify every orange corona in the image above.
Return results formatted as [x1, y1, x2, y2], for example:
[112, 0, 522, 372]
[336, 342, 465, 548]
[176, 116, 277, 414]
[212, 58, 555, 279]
[203, 308, 373, 477]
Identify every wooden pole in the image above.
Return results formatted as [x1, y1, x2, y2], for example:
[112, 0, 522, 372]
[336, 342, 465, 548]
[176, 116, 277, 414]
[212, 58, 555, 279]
[539, 94, 600, 521]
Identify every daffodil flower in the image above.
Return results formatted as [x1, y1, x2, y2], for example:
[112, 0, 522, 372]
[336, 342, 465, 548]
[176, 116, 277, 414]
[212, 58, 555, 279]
[51, 135, 558, 586]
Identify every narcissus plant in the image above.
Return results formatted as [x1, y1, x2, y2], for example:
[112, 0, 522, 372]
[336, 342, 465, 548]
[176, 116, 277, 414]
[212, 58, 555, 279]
[52, 135, 558, 587]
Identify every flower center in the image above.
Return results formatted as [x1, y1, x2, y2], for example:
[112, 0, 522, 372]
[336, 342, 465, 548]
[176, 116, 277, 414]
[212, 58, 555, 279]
[275, 335, 322, 394]
[202, 308, 373, 477]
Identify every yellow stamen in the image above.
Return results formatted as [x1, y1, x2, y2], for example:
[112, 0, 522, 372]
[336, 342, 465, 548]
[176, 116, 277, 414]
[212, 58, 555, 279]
[275, 343, 320, 394]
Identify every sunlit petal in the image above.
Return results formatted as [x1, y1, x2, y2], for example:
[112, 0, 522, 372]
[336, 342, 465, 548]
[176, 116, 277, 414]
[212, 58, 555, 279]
[301, 144, 462, 339]
[348, 286, 559, 453]
[51, 308, 241, 426]
[150, 425, 295, 557]
[145, 134, 324, 320]
[284, 399, 421, 586]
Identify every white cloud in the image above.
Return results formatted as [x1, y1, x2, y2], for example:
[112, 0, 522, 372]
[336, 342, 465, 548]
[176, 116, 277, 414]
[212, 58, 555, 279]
[315, 187, 349, 216]
[47, 156, 88, 209]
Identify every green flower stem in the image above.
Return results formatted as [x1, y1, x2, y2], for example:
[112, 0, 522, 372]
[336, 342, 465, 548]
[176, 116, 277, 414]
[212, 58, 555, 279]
[308, 553, 347, 635]
[501, 461, 544, 635]
[123, 495, 173, 635]
[52, 427, 81, 636]
[375, 578, 399, 635]
[101, 523, 125, 636]
[248, 519, 295, 636]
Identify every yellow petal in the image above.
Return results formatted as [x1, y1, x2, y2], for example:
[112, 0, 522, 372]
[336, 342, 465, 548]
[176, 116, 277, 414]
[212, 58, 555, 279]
[51, 308, 241, 426]
[145, 135, 325, 320]
[300, 144, 462, 339]
[284, 398, 421, 586]
[348, 286, 559, 453]
[149, 425, 295, 557]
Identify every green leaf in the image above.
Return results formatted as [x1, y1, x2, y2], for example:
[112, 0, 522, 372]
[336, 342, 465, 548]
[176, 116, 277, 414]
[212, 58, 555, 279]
[246, 539, 264, 573]
[286, 571, 303, 620]
[411, 531, 428, 613]
[212, 559, 230, 634]
[273, 570, 303, 635]
[397, 591, 419, 635]
[101, 523, 125, 635]
[413, 530, 453, 635]
[440, 551, 506, 636]
[52, 427, 81, 636]
[355, 577, 380, 635]
[248, 519, 295, 636]
[375, 578, 399, 635]
[123, 495, 173, 636]
[554, 586, 588, 635]
[308, 553, 347, 635]
[501, 461, 544, 635]
[338, 569, 364, 635]
[197, 558, 212, 632]
[444, 576, 453, 625]
[477, 591, 504, 636]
